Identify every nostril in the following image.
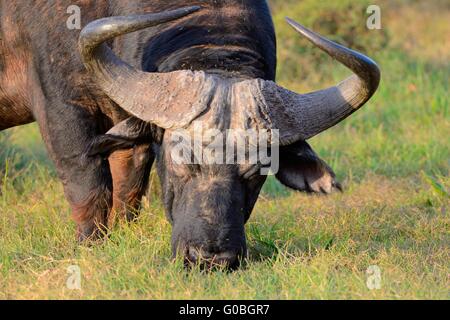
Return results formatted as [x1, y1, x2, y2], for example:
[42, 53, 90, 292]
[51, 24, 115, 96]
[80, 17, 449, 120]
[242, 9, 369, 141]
[214, 251, 238, 265]
[186, 246, 200, 263]
[185, 247, 239, 269]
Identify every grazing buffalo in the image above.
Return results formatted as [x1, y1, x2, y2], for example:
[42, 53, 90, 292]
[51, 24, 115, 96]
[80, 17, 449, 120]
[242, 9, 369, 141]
[0, 1, 380, 269]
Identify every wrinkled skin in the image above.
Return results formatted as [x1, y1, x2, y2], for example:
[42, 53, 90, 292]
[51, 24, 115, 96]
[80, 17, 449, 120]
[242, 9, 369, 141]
[1, 0, 342, 269]
[156, 138, 267, 267]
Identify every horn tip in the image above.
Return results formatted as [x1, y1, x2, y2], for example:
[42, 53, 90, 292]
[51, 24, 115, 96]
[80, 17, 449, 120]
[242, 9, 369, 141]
[183, 5, 202, 14]
[285, 17, 294, 23]
[285, 17, 294, 26]
[285, 17, 309, 34]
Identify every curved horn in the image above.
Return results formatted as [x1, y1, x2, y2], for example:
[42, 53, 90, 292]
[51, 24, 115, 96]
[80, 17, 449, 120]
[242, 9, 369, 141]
[248, 18, 381, 144]
[79, 6, 217, 129]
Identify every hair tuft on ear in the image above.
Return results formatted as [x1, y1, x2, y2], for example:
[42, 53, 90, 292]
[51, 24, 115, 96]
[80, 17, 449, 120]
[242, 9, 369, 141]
[83, 134, 137, 159]
[276, 141, 342, 195]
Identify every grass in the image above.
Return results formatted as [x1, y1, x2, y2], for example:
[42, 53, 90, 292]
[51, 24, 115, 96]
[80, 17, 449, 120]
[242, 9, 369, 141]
[0, 1, 449, 299]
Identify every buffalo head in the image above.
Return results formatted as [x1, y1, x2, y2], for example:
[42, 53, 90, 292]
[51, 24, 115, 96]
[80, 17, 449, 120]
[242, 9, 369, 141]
[79, 7, 380, 269]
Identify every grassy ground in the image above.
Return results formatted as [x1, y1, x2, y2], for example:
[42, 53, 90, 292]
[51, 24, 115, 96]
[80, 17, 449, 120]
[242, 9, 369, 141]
[0, 1, 449, 299]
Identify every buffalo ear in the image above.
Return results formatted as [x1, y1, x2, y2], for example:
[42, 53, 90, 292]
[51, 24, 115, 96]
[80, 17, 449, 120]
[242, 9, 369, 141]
[84, 134, 137, 158]
[275, 141, 342, 194]
[83, 117, 152, 158]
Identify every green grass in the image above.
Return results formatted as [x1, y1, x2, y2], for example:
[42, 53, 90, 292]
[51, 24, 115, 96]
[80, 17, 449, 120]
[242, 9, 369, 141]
[0, 1, 449, 299]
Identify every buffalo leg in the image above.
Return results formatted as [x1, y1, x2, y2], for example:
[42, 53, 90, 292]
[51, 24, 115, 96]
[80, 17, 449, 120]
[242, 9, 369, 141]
[108, 144, 154, 226]
[35, 102, 113, 241]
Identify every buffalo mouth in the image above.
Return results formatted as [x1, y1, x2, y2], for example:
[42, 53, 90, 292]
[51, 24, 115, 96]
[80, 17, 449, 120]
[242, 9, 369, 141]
[183, 246, 243, 271]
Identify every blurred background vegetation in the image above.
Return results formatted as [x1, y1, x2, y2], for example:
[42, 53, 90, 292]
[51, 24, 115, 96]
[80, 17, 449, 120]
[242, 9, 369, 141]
[0, 0, 448, 299]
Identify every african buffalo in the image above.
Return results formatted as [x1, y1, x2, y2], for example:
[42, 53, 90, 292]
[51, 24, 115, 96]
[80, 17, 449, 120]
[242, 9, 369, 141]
[0, 1, 380, 269]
